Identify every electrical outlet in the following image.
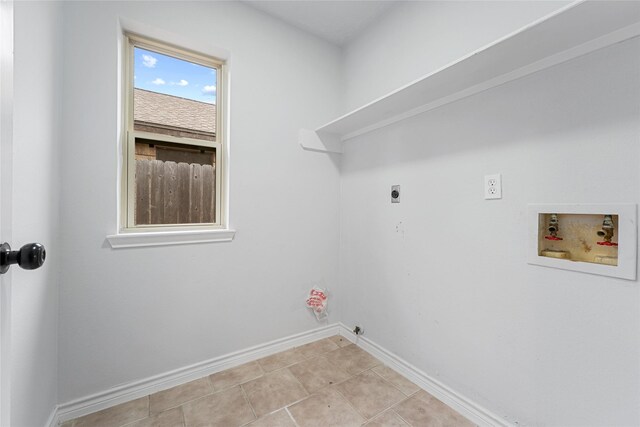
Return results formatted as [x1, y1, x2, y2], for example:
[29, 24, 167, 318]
[484, 174, 502, 200]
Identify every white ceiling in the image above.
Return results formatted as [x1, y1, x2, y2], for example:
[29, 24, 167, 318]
[243, 1, 399, 45]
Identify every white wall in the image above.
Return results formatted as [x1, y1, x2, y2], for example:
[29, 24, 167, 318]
[343, 1, 569, 111]
[11, 2, 62, 425]
[339, 8, 640, 427]
[58, 1, 342, 403]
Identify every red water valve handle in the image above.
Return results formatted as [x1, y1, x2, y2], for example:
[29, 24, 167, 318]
[597, 241, 618, 246]
[544, 236, 563, 241]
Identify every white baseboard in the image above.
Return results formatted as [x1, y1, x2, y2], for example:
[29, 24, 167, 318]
[45, 405, 59, 427]
[52, 323, 340, 425]
[336, 323, 511, 427]
[49, 322, 509, 427]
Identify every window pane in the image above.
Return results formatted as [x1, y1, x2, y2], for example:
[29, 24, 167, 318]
[133, 47, 217, 141]
[134, 139, 216, 225]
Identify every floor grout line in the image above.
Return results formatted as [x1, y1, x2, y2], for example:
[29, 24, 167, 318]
[333, 366, 411, 422]
[287, 366, 312, 396]
[370, 366, 417, 398]
[363, 399, 406, 423]
[389, 390, 416, 409]
[331, 381, 370, 422]
[180, 405, 187, 427]
[212, 368, 266, 393]
[278, 391, 314, 413]
[239, 367, 312, 422]
[284, 407, 301, 427]
[239, 384, 258, 422]
[393, 408, 414, 427]
[147, 386, 217, 416]
[118, 402, 189, 427]
[204, 373, 216, 394]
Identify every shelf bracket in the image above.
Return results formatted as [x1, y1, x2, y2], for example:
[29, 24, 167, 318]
[299, 129, 342, 154]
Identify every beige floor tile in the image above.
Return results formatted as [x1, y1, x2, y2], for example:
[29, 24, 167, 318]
[150, 377, 213, 414]
[335, 370, 405, 420]
[73, 396, 149, 427]
[210, 361, 264, 391]
[60, 421, 74, 427]
[242, 368, 308, 417]
[393, 390, 475, 427]
[288, 388, 365, 427]
[257, 348, 306, 372]
[324, 344, 380, 376]
[328, 335, 351, 348]
[364, 409, 409, 426]
[372, 366, 420, 396]
[289, 355, 351, 393]
[296, 338, 339, 358]
[65, 341, 473, 427]
[245, 409, 296, 427]
[124, 407, 185, 427]
[182, 386, 255, 427]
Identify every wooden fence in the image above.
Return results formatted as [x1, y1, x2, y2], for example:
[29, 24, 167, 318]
[135, 159, 215, 225]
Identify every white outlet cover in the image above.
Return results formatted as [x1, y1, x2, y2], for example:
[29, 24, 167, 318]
[484, 174, 502, 200]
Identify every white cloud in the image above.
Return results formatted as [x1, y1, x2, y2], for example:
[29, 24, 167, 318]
[142, 54, 157, 68]
[151, 78, 166, 85]
[172, 79, 188, 86]
[202, 85, 216, 95]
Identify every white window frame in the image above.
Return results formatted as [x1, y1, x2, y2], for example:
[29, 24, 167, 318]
[121, 33, 227, 232]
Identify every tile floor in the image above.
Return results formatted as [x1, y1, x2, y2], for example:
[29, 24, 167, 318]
[62, 336, 475, 427]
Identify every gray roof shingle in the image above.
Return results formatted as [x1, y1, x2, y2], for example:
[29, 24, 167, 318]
[134, 88, 216, 135]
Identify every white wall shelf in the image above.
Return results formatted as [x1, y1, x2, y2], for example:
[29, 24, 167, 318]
[299, 1, 640, 154]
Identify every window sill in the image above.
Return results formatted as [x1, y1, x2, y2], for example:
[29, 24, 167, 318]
[106, 229, 236, 249]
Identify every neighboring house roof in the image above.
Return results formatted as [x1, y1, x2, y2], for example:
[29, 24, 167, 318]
[134, 88, 216, 135]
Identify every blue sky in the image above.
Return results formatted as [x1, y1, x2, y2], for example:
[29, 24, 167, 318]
[134, 47, 217, 104]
